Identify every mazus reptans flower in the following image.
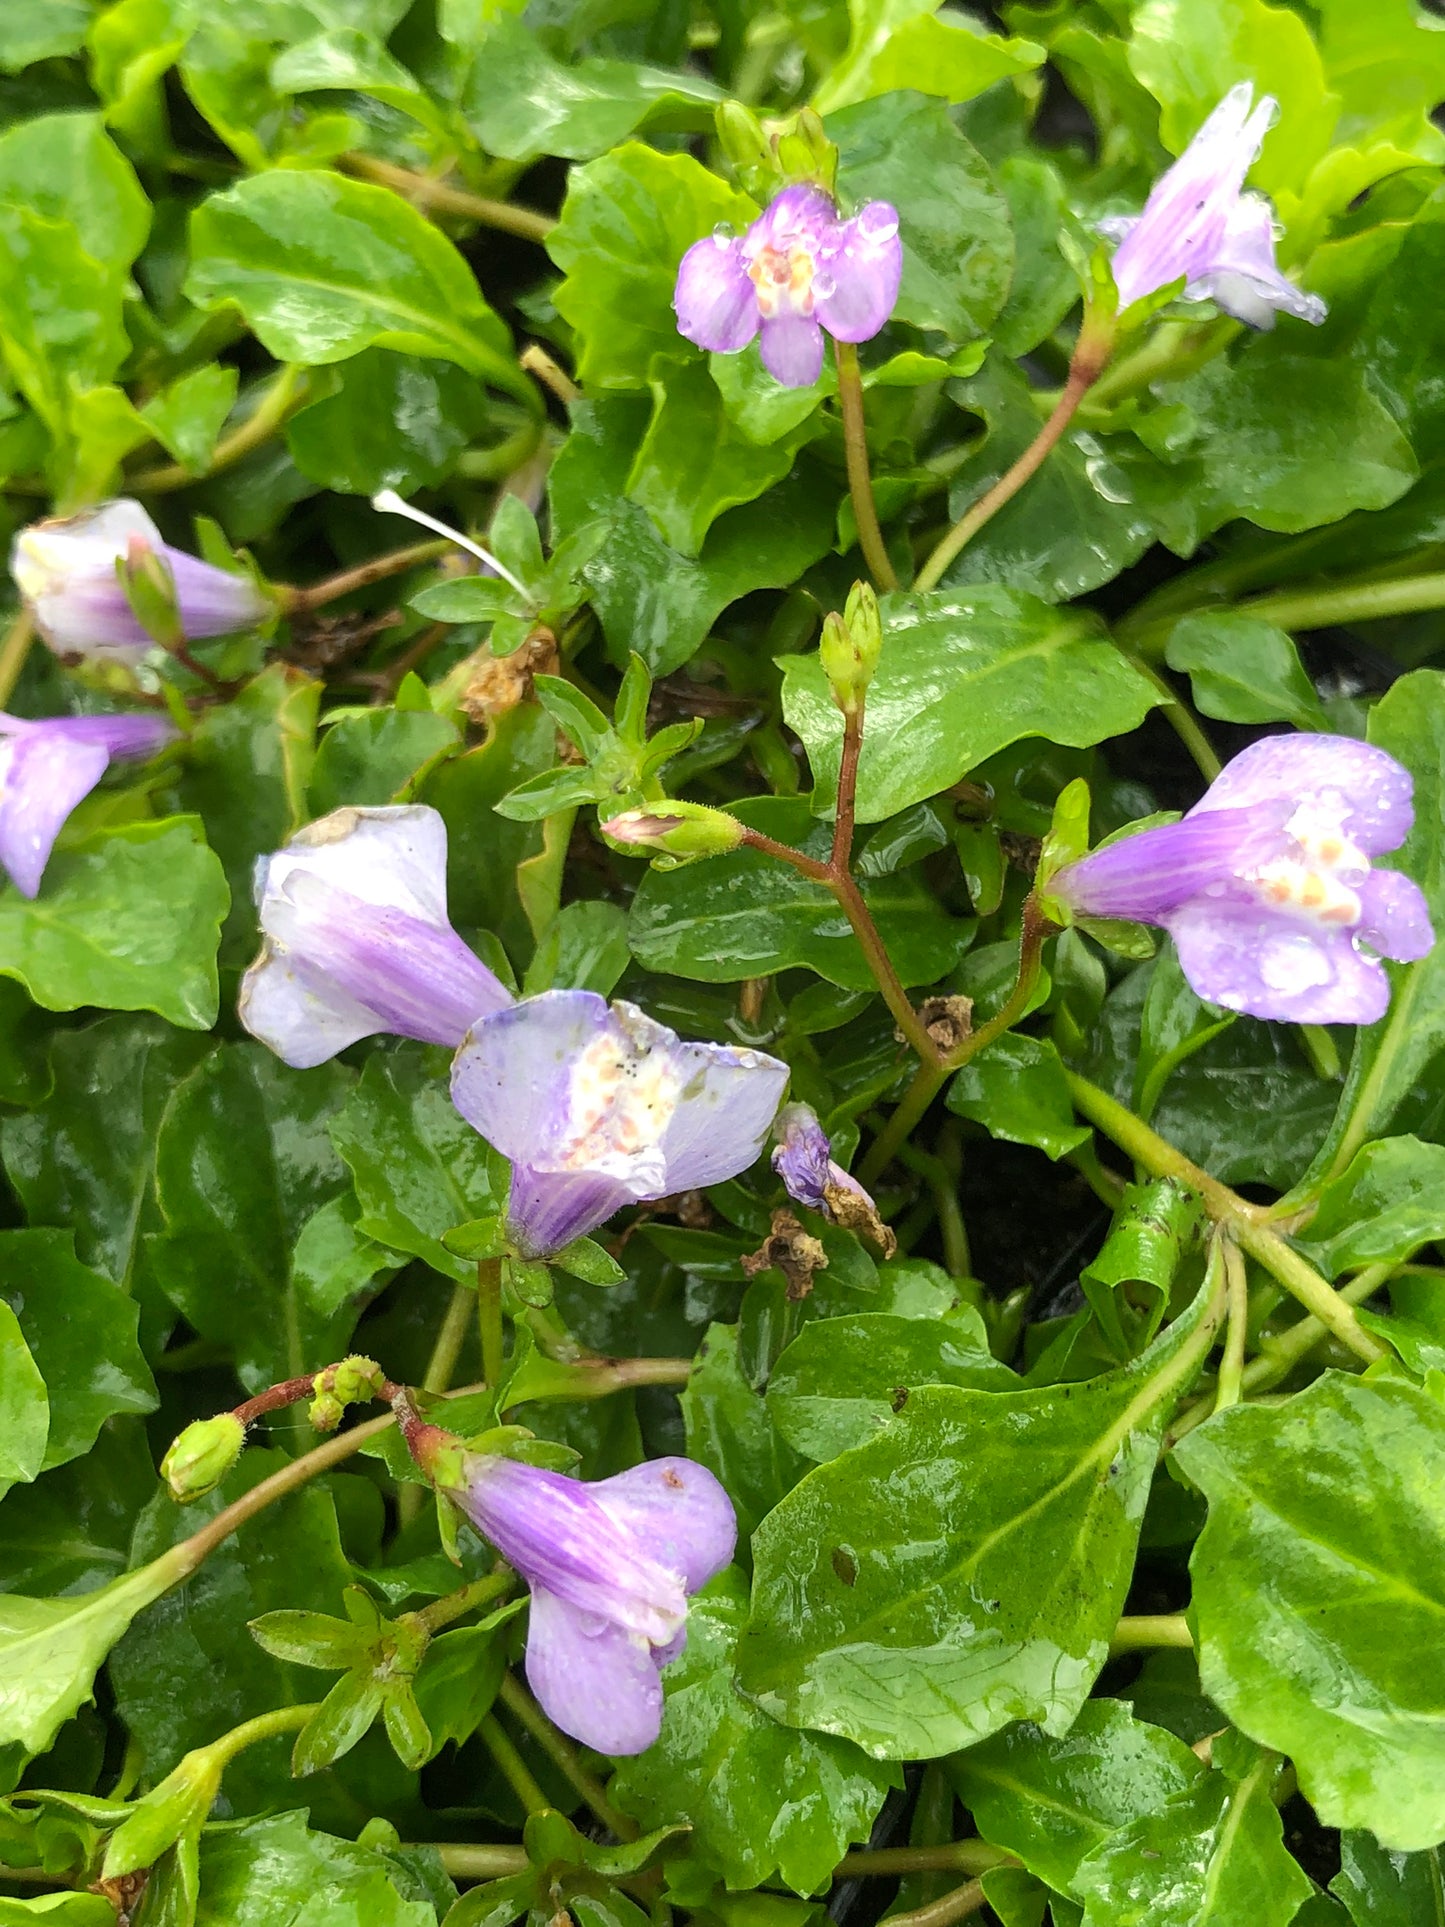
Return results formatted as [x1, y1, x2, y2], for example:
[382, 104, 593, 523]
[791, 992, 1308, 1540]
[1046, 734, 1432, 1024]
[11, 499, 271, 665]
[240, 804, 511, 1068]
[451, 989, 789, 1256]
[674, 183, 902, 387]
[0, 711, 178, 897]
[1102, 83, 1325, 329]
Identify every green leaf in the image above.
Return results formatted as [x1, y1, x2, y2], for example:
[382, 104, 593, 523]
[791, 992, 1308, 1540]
[1331, 1830, 1445, 1927]
[330, 1048, 498, 1284]
[461, 18, 721, 162]
[0, 1231, 155, 1471]
[0, 1894, 116, 1923]
[140, 363, 239, 474]
[828, 93, 1014, 341]
[0, 205, 128, 438]
[736, 1288, 1216, 1758]
[286, 347, 493, 495]
[310, 708, 461, 815]
[767, 1309, 1016, 1463]
[411, 1623, 507, 1760]
[1163, 611, 1328, 730]
[947, 1033, 1090, 1160]
[522, 899, 631, 999]
[193, 1810, 436, 1927]
[611, 1570, 898, 1893]
[779, 590, 1158, 823]
[147, 1043, 357, 1390]
[628, 796, 973, 989]
[1080, 1179, 1198, 1361]
[1297, 1136, 1445, 1275]
[0, 1425, 155, 1598]
[814, 0, 1042, 114]
[0, 1301, 46, 1504]
[0, 111, 149, 273]
[682, 1324, 808, 1546]
[948, 1700, 1203, 1892]
[548, 143, 756, 390]
[1174, 1372, 1445, 1849]
[1072, 1741, 1313, 1927]
[0, 820, 227, 1029]
[0, 1, 95, 70]
[185, 170, 531, 403]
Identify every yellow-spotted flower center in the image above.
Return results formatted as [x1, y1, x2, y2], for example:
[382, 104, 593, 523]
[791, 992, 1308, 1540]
[1245, 797, 1368, 929]
[557, 1023, 683, 1171]
[747, 242, 818, 320]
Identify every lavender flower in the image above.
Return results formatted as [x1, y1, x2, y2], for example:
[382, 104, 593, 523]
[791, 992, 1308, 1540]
[773, 1101, 896, 1254]
[240, 804, 511, 1069]
[444, 1445, 735, 1754]
[675, 183, 903, 388]
[1047, 735, 1432, 1024]
[1102, 84, 1325, 329]
[451, 989, 789, 1256]
[0, 711, 177, 897]
[11, 499, 271, 665]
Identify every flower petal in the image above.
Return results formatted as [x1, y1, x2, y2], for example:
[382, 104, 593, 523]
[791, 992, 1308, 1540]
[1357, 869, 1434, 964]
[450, 989, 618, 1174]
[505, 1162, 637, 1257]
[758, 313, 826, 387]
[0, 730, 109, 898]
[748, 183, 837, 253]
[1166, 898, 1390, 1024]
[1188, 195, 1325, 329]
[524, 1585, 665, 1756]
[46, 713, 179, 761]
[1191, 734, 1414, 855]
[1050, 805, 1288, 922]
[815, 202, 902, 343]
[674, 235, 758, 354]
[652, 1040, 789, 1194]
[590, 1458, 737, 1594]
[237, 945, 383, 1070]
[262, 803, 454, 926]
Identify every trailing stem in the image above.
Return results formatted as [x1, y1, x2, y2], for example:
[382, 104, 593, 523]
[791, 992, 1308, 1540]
[340, 153, 556, 244]
[834, 340, 898, 591]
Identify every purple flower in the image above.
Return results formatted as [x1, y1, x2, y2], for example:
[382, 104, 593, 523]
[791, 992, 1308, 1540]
[452, 1450, 735, 1754]
[1048, 735, 1433, 1024]
[11, 499, 272, 665]
[0, 710, 177, 898]
[239, 804, 511, 1069]
[1103, 84, 1325, 330]
[772, 1101, 895, 1253]
[674, 183, 903, 388]
[450, 989, 790, 1257]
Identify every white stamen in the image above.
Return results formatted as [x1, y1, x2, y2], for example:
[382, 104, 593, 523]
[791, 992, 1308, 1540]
[370, 488, 532, 603]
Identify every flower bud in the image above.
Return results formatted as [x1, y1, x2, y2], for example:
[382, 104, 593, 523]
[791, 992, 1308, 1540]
[715, 101, 774, 195]
[819, 581, 882, 716]
[116, 536, 183, 650]
[601, 803, 745, 864]
[161, 1412, 246, 1502]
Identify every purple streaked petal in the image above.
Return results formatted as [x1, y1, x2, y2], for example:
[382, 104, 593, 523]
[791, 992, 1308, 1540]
[237, 946, 385, 1070]
[758, 313, 826, 388]
[25, 713, 179, 762]
[1049, 805, 1289, 922]
[261, 803, 454, 925]
[451, 989, 617, 1175]
[1191, 734, 1414, 855]
[0, 730, 110, 898]
[814, 203, 902, 343]
[525, 1585, 665, 1756]
[772, 1101, 836, 1212]
[505, 1161, 637, 1257]
[652, 1042, 789, 1194]
[589, 1458, 736, 1594]
[748, 183, 837, 253]
[1165, 898, 1390, 1025]
[1356, 869, 1434, 963]
[1189, 194, 1326, 329]
[674, 235, 759, 354]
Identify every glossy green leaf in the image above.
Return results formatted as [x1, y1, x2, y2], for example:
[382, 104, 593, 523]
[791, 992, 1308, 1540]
[737, 1289, 1216, 1758]
[310, 707, 460, 815]
[0, 205, 128, 437]
[611, 1569, 898, 1893]
[629, 796, 973, 989]
[682, 1323, 808, 1546]
[814, 0, 1042, 114]
[780, 591, 1158, 822]
[0, 2, 94, 70]
[1297, 1136, 1445, 1275]
[947, 1033, 1091, 1160]
[1175, 1372, 1445, 1849]
[1331, 1830, 1445, 1927]
[286, 348, 494, 495]
[1163, 610, 1328, 729]
[0, 1300, 47, 1505]
[140, 363, 239, 474]
[0, 111, 149, 272]
[0, 820, 227, 1029]
[192, 1810, 435, 1927]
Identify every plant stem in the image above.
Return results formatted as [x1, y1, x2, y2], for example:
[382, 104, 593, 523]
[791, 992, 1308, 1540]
[831, 703, 864, 873]
[897, 1139, 970, 1278]
[1124, 655, 1222, 781]
[0, 608, 34, 707]
[1109, 1612, 1193, 1656]
[915, 324, 1113, 593]
[520, 344, 579, 405]
[497, 1673, 638, 1838]
[283, 539, 451, 615]
[417, 1569, 514, 1635]
[478, 1258, 505, 1388]
[432, 1845, 531, 1879]
[1214, 1238, 1248, 1414]
[340, 153, 555, 244]
[207, 1699, 318, 1768]
[1082, 316, 1238, 414]
[479, 1713, 550, 1816]
[837, 1843, 1011, 1879]
[1064, 1070, 1386, 1365]
[130, 365, 306, 493]
[834, 340, 897, 592]
[884, 1878, 988, 1927]
[425, 1283, 476, 1395]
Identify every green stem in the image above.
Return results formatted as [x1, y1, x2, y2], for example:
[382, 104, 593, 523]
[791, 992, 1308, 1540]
[0, 608, 34, 707]
[1239, 570, 1445, 634]
[1125, 655, 1222, 782]
[1081, 317, 1239, 414]
[478, 1257, 505, 1388]
[897, 1139, 970, 1279]
[341, 153, 555, 243]
[431, 1845, 530, 1879]
[130, 365, 306, 493]
[834, 340, 898, 592]
[883, 1878, 988, 1927]
[836, 1843, 1011, 1879]
[456, 418, 546, 483]
[497, 1673, 638, 1839]
[417, 1569, 514, 1635]
[283, 539, 450, 615]
[206, 1699, 318, 1768]
[1064, 1070, 1385, 1365]
[1213, 1238, 1248, 1415]
[1109, 1612, 1193, 1656]
[425, 1283, 475, 1396]
[479, 1713, 550, 1816]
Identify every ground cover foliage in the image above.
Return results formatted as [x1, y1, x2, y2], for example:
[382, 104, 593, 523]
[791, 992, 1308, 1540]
[0, 1, 1444, 1924]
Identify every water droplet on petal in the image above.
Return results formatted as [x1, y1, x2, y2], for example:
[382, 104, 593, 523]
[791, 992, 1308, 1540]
[813, 269, 836, 300]
[856, 202, 899, 243]
[712, 223, 735, 246]
[1258, 933, 1332, 995]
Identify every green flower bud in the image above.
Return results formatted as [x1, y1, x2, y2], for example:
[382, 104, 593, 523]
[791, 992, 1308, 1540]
[321, 1354, 386, 1408]
[160, 1412, 246, 1503]
[715, 101, 773, 184]
[819, 581, 883, 715]
[600, 803, 744, 866]
[115, 538, 184, 651]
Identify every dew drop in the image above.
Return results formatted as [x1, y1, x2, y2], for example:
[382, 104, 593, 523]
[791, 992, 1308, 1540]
[712, 223, 735, 246]
[857, 203, 899, 243]
[813, 269, 836, 300]
[1258, 933, 1332, 995]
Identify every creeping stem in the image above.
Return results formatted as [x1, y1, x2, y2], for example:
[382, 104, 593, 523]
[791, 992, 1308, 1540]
[340, 152, 556, 245]
[130, 365, 307, 494]
[497, 1672, 638, 1839]
[0, 607, 35, 708]
[478, 1257, 506, 1388]
[834, 340, 898, 592]
[282, 539, 452, 615]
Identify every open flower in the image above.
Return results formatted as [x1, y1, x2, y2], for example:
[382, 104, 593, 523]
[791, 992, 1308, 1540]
[1046, 735, 1432, 1024]
[772, 1101, 896, 1255]
[0, 711, 177, 897]
[675, 183, 903, 387]
[436, 1440, 734, 1755]
[240, 804, 511, 1069]
[451, 989, 789, 1256]
[1102, 84, 1325, 329]
[11, 499, 271, 664]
